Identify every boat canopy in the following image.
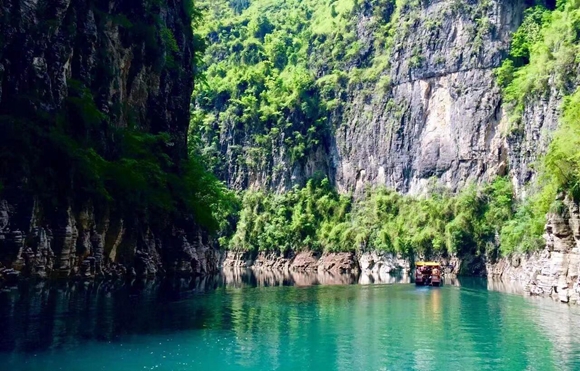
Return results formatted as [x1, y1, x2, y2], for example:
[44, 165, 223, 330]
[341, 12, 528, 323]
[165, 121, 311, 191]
[415, 261, 440, 266]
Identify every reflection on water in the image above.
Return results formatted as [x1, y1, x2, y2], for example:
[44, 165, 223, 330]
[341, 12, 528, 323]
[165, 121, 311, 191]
[446, 275, 527, 295]
[2, 272, 580, 370]
[221, 268, 410, 288]
[486, 278, 527, 294]
[0, 269, 407, 354]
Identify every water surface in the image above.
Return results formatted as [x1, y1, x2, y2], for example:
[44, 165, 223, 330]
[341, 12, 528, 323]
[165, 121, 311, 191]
[1, 271, 580, 371]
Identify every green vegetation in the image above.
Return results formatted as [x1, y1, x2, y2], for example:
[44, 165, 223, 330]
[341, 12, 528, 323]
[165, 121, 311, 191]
[498, 178, 556, 254]
[192, 0, 405, 176]
[225, 176, 524, 257]
[492, 0, 580, 253]
[0, 3, 234, 233]
[496, 0, 580, 127]
[545, 89, 580, 200]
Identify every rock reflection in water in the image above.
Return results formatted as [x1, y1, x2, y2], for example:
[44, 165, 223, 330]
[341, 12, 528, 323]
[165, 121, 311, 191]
[0, 269, 407, 354]
[486, 278, 526, 294]
[220, 268, 409, 287]
[446, 275, 527, 295]
[220, 268, 302, 288]
[359, 270, 410, 285]
[0, 277, 223, 353]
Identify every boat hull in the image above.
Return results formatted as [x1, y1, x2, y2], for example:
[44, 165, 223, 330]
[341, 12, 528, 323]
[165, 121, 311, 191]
[414, 274, 442, 286]
[431, 277, 442, 286]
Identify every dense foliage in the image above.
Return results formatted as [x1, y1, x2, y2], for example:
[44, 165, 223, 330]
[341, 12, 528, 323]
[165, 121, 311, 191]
[0, 3, 233, 233]
[192, 0, 399, 178]
[493, 0, 580, 252]
[497, 0, 580, 126]
[225, 176, 520, 257]
[203, 0, 580, 256]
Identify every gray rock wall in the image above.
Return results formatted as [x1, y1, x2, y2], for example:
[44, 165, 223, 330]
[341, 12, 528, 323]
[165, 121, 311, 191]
[487, 196, 580, 304]
[220, 249, 406, 275]
[333, 0, 524, 194]
[207, 0, 542, 195]
[0, 0, 216, 280]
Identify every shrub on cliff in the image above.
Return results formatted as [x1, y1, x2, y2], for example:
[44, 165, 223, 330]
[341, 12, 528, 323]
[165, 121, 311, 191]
[192, 0, 399, 179]
[494, 0, 580, 253]
[226, 176, 517, 257]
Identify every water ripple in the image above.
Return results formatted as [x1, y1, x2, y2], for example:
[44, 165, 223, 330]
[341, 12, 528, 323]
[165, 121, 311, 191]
[1, 276, 580, 370]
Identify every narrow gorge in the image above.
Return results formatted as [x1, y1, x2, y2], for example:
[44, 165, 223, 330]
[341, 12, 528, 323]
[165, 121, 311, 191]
[5, 1, 580, 370]
[193, 0, 580, 303]
[3, 0, 580, 304]
[0, 0, 226, 280]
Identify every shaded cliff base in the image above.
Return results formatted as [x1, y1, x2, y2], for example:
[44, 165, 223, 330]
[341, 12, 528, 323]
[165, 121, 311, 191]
[5, 192, 580, 307]
[222, 201, 580, 307]
[487, 196, 580, 304]
[0, 197, 220, 283]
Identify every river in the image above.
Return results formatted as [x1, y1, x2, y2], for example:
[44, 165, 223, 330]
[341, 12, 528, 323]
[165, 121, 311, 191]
[1, 270, 580, 371]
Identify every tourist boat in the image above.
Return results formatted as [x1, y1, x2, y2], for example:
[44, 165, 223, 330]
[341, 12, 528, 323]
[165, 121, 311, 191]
[415, 261, 442, 286]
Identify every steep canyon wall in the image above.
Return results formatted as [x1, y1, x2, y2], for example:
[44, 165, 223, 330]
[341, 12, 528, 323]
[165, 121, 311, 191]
[194, 0, 580, 306]
[0, 0, 218, 280]
[196, 0, 559, 195]
[1, 0, 577, 285]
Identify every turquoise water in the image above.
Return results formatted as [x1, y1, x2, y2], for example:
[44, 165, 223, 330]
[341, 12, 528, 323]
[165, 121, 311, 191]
[1, 273, 580, 371]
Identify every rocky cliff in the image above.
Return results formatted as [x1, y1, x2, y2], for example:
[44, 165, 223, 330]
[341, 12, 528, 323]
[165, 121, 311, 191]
[332, 0, 522, 194]
[487, 195, 580, 304]
[0, 0, 219, 280]
[2, 0, 577, 283]
[194, 0, 549, 195]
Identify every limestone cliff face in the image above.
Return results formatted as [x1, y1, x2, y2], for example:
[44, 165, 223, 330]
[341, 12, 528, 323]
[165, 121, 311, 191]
[487, 195, 580, 304]
[0, 0, 217, 280]
[332, 0, 523, 194]
[202, 0, 538, 195]
[506, 85, 565, 195]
